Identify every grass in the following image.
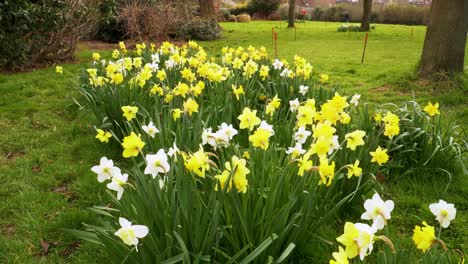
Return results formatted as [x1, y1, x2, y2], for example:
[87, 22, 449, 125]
[0, 21, 466, 263]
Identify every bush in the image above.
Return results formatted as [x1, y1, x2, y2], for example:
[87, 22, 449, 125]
[248, 0, 281, 16]
[177, 17, 221, 41]
[236, 13, 251, 22]
[117, 0, 193, 41]
[337, 23, 375, 32]
[312, 2, 429, 25]
[229, 3, 251, 16]
[227, 14, 238, 22]
[0, 0, 99, 70]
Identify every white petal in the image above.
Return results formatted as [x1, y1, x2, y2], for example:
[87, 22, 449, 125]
[119, 217, 131, 228]
[132, 225, 149, 238]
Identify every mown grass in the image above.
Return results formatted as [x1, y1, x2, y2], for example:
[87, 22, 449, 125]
[0, 21, 466, 263]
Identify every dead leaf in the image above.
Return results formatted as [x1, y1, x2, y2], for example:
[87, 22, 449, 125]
[32, 165, 42, 172]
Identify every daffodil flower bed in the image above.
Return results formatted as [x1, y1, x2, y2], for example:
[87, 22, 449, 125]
[72, 41, 465, 263]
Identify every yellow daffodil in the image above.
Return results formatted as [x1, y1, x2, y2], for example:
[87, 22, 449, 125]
[259, 65, 270, 80]
[55, 66, 63, 74]
[183, 98, 199, 117]
[423, 102, 440, 117]
[249, 128, 272, 150]
[238, 107, 261, 131]
[265, 94, 281, 116]
[320, 74, 329, 83]
[344, 130, 366, 151]
[184, 147, 210, 177]
[215, 155, 250, 193]
[112, 49, 120, 59]
[412, 221, 436, 252]
[110, 73, 124, 85]
[319, 157, 335, 186]
[121, 132, 145, 158]
[329, 246, 349, 264]
[96, 129, 112, 143]
[232, 85, 245, 101]
[92, 52, 100, 61]
[122, 106, 138, 121]
[347, 160, 362, 178]
[370, 146, 389, 165]
[172, 108, 183, 121]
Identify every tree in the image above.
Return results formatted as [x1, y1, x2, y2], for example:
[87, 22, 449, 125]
[418, 0, 467, 78]
[288, 0, 295, 28]
[360, 0, 373, 31]
[249, 0, 281, 17]
[199, 0, 216, 18]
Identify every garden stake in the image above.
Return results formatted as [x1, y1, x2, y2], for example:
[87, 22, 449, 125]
[295, 26, 297, 41]
[274, 31, 278, 59]
[411, 27, 414, 39]
[361, 32, 368, 64]
[272, 27, 274, 46]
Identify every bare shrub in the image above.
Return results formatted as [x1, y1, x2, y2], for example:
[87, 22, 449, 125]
[237, 14, 251, 22]
[117, 0, 193, 41]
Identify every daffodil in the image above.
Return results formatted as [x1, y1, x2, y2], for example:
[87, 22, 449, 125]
[232, 85, 244, 101]
[347, 160, 362, 178]
[96, 129, 112, 143]
[289, 98, 300, 112]
[370, 146, 389, 165]
[156, 69, 167, 81]
[319, 157, 335, 186]
[106, 172, 128, 200]
[265, 94, 281, 116]
[92, 52, 101, 61]
[297, 150, 313, 176]
[238, 107, 261, 131]
[429, 200, 456, 228]
[114, 217, 148, 251]
[412, 221, 436, 252]
[172, 108, 183, 121]
[320, 74, 329, 83]
[184, 147, 211, 177]
[249, 128, 272, 150]
[215, 155, 250, 193]
[423, 102, 440, 117]
[121, 132, 145, 158]
[144, 149, 170, 178]
[299, 85, 309, 95]
[122, 106, 138, 121]
[183, 98, 199, 117]
[344, 130, 366, 151]
[329, 246, 349, 264]
[55, 66, 63, 74]
[294, 126, 312, 145]
[91, 157, 121, 182]
[361, 193, 394, 230]
[259, 65, 269, 80]
[337, 222, 376, 260]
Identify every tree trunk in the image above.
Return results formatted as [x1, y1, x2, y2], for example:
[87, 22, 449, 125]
[199, 0, 216, 18]
[418, 0, 467, 78]
[360, 0, 373, 31]
[288, 0, 295, 28]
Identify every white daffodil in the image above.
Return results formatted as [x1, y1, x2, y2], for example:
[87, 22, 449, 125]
[144, 149, 170, 178]
[167, 141, 179, 158]
[361, 193, 395, 230]
[259, 121, 274, 135]
[280, 68, 291, 78]
[429, 200, 456, 228]
[91, 157, 121, 182]
[299, 85, 309, 95]
[148, 62, 159, 72]
[106, 172, 128, 200]
[165, 59, 176, 69]
[289, 98, 300, 112]
[294, 126, 312, 145]
[272, 59, 284, 70]
[142, 121, 160, 138]
[202, 127, 219, 148]
[151, 53, 160, 63]
[286, 143, 306, 158]
[114, 217, 149, 251]
[350, 94, 361, 107]
[218, 123, 238, 140]
[354, 223, 377, 260]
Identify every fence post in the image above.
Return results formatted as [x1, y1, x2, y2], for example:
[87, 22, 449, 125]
[361, 32, 369, 64]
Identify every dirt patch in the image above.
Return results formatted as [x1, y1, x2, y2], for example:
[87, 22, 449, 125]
[4, 150, 26, 160]
[370, 84, 412, 96]
[52, 183, 78, 203]
[1, 224, 16, 237]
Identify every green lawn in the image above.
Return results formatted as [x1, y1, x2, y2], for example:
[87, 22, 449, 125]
[0, 21, 466, 263]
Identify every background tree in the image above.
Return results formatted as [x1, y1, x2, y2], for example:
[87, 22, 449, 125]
[360, 0, 373, 31]
[418, 0, 467, 78]
[288, 0, 295, 28]
[199, 0, 216, 17]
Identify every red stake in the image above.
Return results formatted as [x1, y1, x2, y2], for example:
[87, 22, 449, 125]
[361, 32, 369, 64]
[274, 31, 278, 59]
[272, 27, 275, 46]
